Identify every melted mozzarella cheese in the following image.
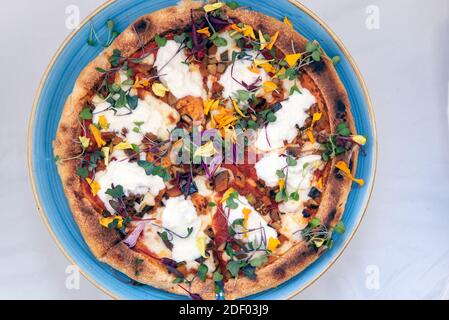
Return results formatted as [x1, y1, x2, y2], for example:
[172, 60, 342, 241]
[279, 212, 308, 241]
[215, 31, 240, 62]
[224, 194, 277, 247]
[255, 152, 322, 213]
[194, 176, 213, 197]
[93, 94, 179, 144]
[95, 160, 166, 213]
[218, 51, 269, 98]
[161, 196, 207, 263]
[154, 40, 205, 99]
[255, 88, 316, 152]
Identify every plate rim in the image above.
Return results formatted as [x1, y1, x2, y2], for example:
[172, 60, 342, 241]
[27, 0, 378, 300]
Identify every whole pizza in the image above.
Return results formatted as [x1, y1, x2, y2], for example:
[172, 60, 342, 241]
[53, 0, 366, 300]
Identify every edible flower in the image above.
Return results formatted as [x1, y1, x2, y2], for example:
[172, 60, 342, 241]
[221, 187, 236, 203]
[79, 136, 90, 150]
[101, 147, 110, 166]
[215, 108, 238, 129]
[204, 2, 224, 12]
[267, 237, 281, 252]
[230, 24, 256, 40]
[284, 53, 301, 67]
[98, 115, 109, 129]
[100, 216, 123, 229]
[204, 99, 220, 115]
[283, 16, 293, 28]
[242, 208, 251, 239]
[152, 82, 169, 97]
[197, 27, 211, 37]
[196, 236, 207, 258]
[89, 124, 106, 148]
[114, 141, 133, 150]
[305, 112, 322, 144]
[247, 64, 260, 74]
[278, 178, 285, 190]
[232, 99, 247, 118]
[265, 31, 279, 50]
[263, 81, 278, 93]
[133, 76, 150, 89]
[194, 140, 217, 158]
[335, 161, 365, 186]
[85, 178, 101, 196]
[258, 30, 268, 50]
[352, 135, 367, 146]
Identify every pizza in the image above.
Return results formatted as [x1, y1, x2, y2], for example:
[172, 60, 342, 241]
[53, 0, 367, 300]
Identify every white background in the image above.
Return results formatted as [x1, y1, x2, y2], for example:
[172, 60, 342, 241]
[1, 0, 448, 299]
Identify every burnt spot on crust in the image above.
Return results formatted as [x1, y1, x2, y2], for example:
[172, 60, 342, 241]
[334, 167, 344, 180]
[335, 99, 347, 120]
[133, 18, 151, 34]
[324, 208, 337, 226]
[73, 190, 84, 201]
[310, 60, 325, 73]
[273, 266, 286, 280]
[66, 176, 76, 188]
[272, 248, 316, 280]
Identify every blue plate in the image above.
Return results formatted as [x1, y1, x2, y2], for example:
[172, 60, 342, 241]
[29, 0, 376, 300]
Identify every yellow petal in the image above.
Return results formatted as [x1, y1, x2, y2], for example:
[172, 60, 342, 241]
[285, 53, 301, 67]
[194, 140, 217, 158]
[335, 161, 365, 186]
[204, 2, 224, 12]
[197, 27, 211, 37]
[230, 24, 243, 33]
[267, 237, 281, 252]
[261, 62, 275, 74]
[86, 178, 101, 196]
[152, 82, 169, 97]
[99, 216, 123, 229]
[247, 64, 260, 74]
[232, 99, 248, 118]
[196, 236, 207, 258]
[114, 141, 133, 150]
[221, 187, 236, 203]
[89, 124, 106, 148]
[79, 136, 90, 149]
[317, 177, 323, 190]
[98, 115, 109, 129]
[242, 208, 252, 227]
[243, 25, 256, 40]
[253, 59, 271, 66]
[311, 112, 322, 126]
[258, 30, 268, 50]
[133, 76, 150, 89]
[275, 67, 286, 78]
[204, 99, 219, 115]
[278, 178, 285, 190]
[352, 135, 367, 146]
[283, 16, 293, 28]
[306, 129, 315, 144]
[263, 81, 278, 93]
[266, 31, 279, 50]
[101, 147, 110, 166]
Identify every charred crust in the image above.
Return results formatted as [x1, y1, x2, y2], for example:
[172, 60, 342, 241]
[334, 167, 344, 180]
[273, 266, 286, 280]
[133, 18, 151, 34]
[310, 60, 325, 73]
[325, 208, 337, 226]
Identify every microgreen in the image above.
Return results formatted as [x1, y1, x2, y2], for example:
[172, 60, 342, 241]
[334, 221, 346, 234]
[250, 254, 268, 267]
[76, 167, 88, 178]
[226, 1, 241, 9]
[155, 34, 167, 47]
[197, 264, 208, 282]
[79, 108, 93, 120]
[105, 184, 124, 199]
[137, 160, 171, 181]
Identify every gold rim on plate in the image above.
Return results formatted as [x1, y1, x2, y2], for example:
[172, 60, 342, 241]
[27, 0, 378, 300]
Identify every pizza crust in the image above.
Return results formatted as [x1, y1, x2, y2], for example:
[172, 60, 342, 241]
[53, 1, 358, 299]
